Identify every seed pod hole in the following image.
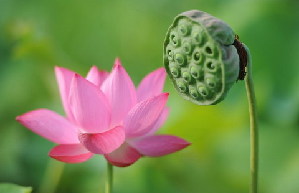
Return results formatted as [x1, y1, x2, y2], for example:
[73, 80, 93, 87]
[205, 46, 212, 55]
[204, 43, 218, 58]
[207, 62, 214, 69]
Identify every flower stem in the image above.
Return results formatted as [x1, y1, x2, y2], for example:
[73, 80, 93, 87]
[39, 159, 65, 193]
[245, 59, 259, 193]
[105, 162, 113, 193]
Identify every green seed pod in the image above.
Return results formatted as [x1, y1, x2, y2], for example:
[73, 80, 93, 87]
[163, 11, 258, 192]
[164, 10, 240, 105]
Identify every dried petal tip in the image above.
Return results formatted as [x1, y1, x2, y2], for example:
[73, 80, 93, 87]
[164, 10, 249, 105]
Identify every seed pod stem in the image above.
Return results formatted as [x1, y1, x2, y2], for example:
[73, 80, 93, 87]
[244, 45, 259, 193]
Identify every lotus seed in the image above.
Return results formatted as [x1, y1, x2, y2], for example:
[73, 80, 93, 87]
[182, 72, 192, 83]
[192, 30, 205, 45]
[170, 67, 179, 77]
[167, 49, 173, 61]
[175, 53, 185, 66]
[192, 48, 203, 65]
[182, 42, 192, 54]
[177, 81, 187, 93]
[190, 67, 198, 78]
[194, 52, 200, 61]
[178, 22, 190, 36]
[197, 86, 209, 97]
[206, 78, 216, 88]
[189, 87, 199, 99]
[170, 32, 180, 47]
[205, 60, 218, 72]
[190, 65, 202, 79]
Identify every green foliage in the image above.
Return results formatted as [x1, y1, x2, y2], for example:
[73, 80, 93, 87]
[0, 0, 298, 193]
[0, 183, 32, 193]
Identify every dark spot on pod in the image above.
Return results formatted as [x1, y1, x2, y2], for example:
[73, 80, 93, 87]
[205, 46, 212, 54]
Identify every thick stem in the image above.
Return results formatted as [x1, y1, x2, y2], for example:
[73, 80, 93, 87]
[245, 61, 259, 193]
[105, 162, 113, 193]
[39, 159, 65, 193]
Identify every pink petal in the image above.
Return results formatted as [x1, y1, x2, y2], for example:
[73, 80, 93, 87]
[55, 66, 76, 120]
[124, 93, 169, 138]
[105, 143, 141, 167]
[69, 74, 111, 133]
[137, 68, 166, 102]
[78, 126, 125, 154]
[86, 66, 109, 87]
[101, 58, 137, 127]
[49, 144, 93, 163]
[146, 107, 170, 136]
[16, 109, 79, 144]
[130, 135, 191, 157]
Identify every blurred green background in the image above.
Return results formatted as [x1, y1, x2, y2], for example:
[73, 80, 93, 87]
[0, 0, 299, 192]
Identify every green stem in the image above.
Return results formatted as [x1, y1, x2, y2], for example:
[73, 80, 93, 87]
[105, 162, 113, 193]
[245, 59, 259, 193]
[39, 159, 65, 193]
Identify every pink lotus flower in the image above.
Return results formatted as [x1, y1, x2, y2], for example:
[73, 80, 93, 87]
[16, 59, 190, 166]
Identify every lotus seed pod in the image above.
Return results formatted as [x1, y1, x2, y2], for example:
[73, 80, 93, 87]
[164, 10, 243, 105]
